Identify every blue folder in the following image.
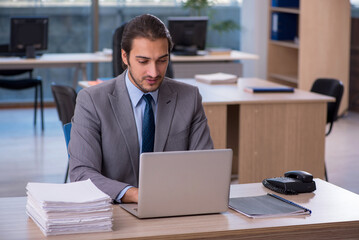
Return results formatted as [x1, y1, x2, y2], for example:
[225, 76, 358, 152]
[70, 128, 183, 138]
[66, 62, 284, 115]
[272, 0, 299, 8]
[271, 12, 298, 41]
[244, 86, 294, 93]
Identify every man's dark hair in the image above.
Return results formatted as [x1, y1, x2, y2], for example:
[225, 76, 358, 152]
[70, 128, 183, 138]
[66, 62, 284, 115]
[121, 14, 173, 69]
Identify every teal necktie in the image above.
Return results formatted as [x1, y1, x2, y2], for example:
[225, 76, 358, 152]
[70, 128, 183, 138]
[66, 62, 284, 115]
[142, 94, 155, 153]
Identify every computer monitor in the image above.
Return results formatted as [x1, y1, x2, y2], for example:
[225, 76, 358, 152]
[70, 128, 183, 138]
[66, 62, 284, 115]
[10, 17, 49, 58]
[168, 16, 208, 56]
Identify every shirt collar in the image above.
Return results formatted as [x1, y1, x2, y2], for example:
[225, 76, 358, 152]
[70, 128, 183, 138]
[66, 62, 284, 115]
[125, 70, 158, 107]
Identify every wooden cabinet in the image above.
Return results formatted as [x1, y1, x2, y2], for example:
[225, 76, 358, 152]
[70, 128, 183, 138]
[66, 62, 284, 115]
[267, 0, 351, 114]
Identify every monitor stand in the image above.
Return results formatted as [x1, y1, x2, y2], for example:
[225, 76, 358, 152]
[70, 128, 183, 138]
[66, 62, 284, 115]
[172, 46, 198, 56]
[0, 44, 42, 58]
[25, 45, 36, 59]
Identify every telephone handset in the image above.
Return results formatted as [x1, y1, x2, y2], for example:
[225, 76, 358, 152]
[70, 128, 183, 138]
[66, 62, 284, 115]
[262, 170, 316, 195]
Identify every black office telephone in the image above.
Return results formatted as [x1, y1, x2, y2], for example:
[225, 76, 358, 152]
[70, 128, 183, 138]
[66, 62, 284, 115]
[262, 170, 316, 195]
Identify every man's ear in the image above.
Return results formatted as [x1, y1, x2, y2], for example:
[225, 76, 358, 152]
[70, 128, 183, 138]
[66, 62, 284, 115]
[121, 49, 128, 66]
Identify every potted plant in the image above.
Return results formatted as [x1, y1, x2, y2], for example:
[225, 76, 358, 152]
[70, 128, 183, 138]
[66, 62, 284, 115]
[182, 0, 239, 50]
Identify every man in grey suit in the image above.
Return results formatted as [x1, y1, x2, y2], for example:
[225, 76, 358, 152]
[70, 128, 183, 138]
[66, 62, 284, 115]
[69, 14, 213, 203]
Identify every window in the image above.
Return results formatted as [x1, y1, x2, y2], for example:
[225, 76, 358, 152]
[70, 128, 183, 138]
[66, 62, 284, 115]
[352, 0, 359, 7]
[1, 0, 241, 7]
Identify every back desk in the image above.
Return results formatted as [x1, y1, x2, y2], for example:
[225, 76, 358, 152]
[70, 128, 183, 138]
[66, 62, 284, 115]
[0, 53, 112, 89]
[176, 78, 334, 183]
[1, 179, 358, 240]
[0, 50, 258, 88]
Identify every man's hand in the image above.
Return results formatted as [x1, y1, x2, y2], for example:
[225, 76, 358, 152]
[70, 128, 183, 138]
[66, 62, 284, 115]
[121, 187, 138, 203]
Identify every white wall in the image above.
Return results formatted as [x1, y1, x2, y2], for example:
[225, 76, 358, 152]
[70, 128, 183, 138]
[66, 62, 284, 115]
[240, 0, 269, 78]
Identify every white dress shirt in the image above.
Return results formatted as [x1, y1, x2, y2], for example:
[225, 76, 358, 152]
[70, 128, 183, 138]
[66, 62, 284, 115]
[116, 70, 158, 202]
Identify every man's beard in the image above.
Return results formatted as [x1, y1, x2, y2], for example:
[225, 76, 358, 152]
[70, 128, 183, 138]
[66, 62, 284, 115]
[128, 68, 163, 93]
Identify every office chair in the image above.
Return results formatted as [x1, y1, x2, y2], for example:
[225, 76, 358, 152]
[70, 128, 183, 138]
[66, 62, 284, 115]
[0, 44, 44, 130]
[51, 84, 76, 183]
[63, 122, 72, 183]
[112, 23, 127, 77]
[311, 78, 344, 136]
[0, 70, 44, 130]
[112, 23, 174, 78]
[51, 84, 77, 182]
[310, 78, 344, 181]
[51, 83, 77, 126]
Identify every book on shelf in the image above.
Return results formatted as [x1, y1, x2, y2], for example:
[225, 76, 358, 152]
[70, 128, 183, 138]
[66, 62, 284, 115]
[195, 72, 238, 84]
[271, 12, 298, 41]
[229, 193, 311, 218]
[244, 86, 294, 93]
[271, 0, 299, 8]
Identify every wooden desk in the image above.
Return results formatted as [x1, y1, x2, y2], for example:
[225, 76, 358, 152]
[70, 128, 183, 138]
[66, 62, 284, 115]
[0, 53, 111, 88]
[79, 78, 334, 182]
[0, 51, 257, 87]
[170, 50, 259, 62]
[177, 78, 334, 182]
[1, 179, 358, 240]
[170, 50, 259, 78]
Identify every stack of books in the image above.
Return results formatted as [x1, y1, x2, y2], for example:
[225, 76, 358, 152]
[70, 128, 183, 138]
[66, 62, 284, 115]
[26, 179, 113, 236]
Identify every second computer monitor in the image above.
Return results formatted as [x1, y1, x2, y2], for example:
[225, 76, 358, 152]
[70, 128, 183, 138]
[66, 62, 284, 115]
[168, 16, 208, 56]
[10, 16, 49, 58]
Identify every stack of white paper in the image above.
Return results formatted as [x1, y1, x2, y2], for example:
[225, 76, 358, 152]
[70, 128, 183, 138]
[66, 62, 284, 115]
[195, 72, 238, 84]
[26, 179, 113, 236]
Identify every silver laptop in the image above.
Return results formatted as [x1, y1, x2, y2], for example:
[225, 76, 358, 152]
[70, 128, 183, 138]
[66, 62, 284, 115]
[120, 149, 232, 219]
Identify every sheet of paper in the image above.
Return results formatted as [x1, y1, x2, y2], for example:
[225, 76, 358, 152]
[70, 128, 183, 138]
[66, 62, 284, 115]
[26, 179, 111, 204]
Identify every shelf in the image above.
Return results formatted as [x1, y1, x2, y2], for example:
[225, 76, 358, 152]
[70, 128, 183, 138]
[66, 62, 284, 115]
[269, 73, 298, 84]
[267, 0, 350, 115]
[271, 7, 300, 14]
[270, 40, 299, 49]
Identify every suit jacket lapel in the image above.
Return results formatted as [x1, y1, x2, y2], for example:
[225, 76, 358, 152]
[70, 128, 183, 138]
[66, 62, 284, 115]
[108, 73, 140, 184]
[154, 79, 177, 152]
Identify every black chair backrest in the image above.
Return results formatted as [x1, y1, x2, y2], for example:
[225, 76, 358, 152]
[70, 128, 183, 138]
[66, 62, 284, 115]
[51, 84, 77, 125]
[311, 78, 344, 134]
[112, 23, 127, 78]
[0, 69, 32, 77]
[112, 23, 174, 78]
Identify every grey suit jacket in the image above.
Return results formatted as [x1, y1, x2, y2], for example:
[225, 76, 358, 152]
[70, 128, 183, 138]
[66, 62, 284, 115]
[69, 72, 213, 200]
